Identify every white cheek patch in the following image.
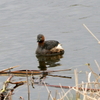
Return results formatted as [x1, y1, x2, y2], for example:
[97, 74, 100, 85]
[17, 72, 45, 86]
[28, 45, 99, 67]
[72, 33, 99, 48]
[56, 44, 64, 50]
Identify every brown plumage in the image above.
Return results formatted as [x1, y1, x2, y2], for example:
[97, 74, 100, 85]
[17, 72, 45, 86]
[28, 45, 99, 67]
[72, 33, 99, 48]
[36, 34, 64, 56]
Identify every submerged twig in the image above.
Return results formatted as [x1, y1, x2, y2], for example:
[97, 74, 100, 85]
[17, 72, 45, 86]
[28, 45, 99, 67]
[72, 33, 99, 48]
[0, 69, 71, 76]
[48, 74, 72, 79]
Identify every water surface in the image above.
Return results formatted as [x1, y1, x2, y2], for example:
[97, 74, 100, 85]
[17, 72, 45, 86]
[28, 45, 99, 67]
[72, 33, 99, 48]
[0, 0, 100, 99]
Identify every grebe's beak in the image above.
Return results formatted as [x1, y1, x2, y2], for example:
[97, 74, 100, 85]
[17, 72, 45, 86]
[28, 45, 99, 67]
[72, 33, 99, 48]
[37, 39, 41, 42]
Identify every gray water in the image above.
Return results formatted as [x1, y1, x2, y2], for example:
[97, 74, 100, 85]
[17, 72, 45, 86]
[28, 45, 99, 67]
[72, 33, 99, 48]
[0, 0, 100, 99]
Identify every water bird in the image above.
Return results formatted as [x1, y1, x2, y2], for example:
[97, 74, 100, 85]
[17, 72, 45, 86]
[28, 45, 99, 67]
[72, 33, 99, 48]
[36, 34, 64, 56]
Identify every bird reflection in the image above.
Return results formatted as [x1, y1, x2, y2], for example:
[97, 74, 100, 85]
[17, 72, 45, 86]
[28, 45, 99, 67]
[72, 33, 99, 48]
[36, 55, 63, 71]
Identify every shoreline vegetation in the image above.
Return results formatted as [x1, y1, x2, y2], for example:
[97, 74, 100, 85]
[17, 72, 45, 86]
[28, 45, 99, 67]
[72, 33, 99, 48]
[0, 62, 100, 100]
[0, 24, 100, 100]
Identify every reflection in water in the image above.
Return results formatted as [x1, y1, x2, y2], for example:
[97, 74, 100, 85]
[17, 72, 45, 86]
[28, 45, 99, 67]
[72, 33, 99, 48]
[36, 55, 63, 70]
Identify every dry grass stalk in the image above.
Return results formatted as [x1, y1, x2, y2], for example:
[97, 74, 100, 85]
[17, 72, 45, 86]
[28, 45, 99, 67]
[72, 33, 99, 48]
[86, 63, 100, 82]
[59, 84, 69, 100]
[54, 90, 58, 100]
[74, 69, 78, 90]
[0, 75, 13, 100]
[44, 82, 54, 100]
[73, 65, 100, 100]
[44, 61, 100, 100]
[59, 87, 72, 100]
[72, 87, 97, 100]
[74, 69, 80, 100]
[62, 66, 100, 100]
[0, 65, 19, 72]
[83, 24, 100, 44]
[94, 60, 100, 71]
[26, 70, 30, 100]
[47, 91, 51, 100]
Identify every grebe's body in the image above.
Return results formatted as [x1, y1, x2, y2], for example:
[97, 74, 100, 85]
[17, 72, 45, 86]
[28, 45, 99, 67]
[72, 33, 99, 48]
[36, 34, 64, 56]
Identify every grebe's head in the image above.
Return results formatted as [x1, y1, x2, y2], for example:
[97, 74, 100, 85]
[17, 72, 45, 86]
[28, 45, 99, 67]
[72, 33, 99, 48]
[37, 34, 45, 43]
